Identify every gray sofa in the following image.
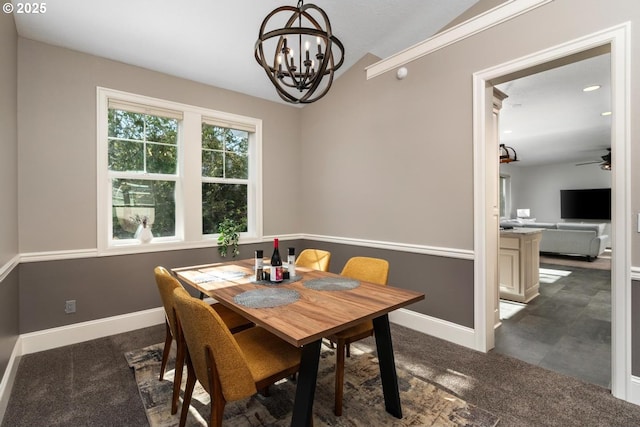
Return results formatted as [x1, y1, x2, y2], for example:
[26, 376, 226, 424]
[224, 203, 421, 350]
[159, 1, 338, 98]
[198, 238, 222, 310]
[500, 220, 609, 261]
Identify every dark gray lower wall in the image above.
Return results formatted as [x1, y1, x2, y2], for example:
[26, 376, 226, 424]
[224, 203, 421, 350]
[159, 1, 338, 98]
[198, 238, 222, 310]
[633, 280, 640, 376]
[0, 267, 19, 379]
[19, 241, 300, 334]
[302, 241, 474, 328]
[17, 239, 473, 334]
[22, 245, 640, 373]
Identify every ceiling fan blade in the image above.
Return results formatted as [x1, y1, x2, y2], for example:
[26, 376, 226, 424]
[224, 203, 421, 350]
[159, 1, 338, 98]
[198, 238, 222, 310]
[575, 160, 602, 166]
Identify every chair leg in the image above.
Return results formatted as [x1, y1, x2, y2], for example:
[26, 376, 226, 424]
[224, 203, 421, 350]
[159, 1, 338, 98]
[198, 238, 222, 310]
[206, 346, 226, 427]
[171, 335, 186, 415]
[210, 394, 226, 427]
[179, 356, 196, 427]
[159, 320, 172, 381]
[334, 338, 346, 416]
[346, 343, 351, 358]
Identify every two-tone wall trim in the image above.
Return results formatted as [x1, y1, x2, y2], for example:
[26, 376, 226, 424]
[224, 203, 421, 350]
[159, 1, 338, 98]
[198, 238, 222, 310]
[0, 255, 19, 282]
[15, 234, 474, 264]
[0, 298, 472, 422]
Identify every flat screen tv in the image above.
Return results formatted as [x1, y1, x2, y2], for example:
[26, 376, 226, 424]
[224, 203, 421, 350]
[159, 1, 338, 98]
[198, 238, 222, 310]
[560, 188, 611, 220]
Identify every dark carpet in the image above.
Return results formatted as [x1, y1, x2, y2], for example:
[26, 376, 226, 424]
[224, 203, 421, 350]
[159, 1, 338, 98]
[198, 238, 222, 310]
[4, 323, 640, 426]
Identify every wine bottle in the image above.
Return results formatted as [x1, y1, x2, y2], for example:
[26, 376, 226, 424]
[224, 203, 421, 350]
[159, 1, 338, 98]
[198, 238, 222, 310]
[270, 238, 283, 282]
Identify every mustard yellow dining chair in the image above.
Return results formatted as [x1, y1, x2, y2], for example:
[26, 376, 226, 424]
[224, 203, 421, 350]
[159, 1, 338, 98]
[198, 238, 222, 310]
[327, 256, 389, 416]
[172, 287, 301, 427]
[296, 248, 331, 271]
[153, 266, 252, 415]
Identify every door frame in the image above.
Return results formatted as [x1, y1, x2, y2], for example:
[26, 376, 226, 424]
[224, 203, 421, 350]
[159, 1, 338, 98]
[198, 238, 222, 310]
[472, 23, 631, 400]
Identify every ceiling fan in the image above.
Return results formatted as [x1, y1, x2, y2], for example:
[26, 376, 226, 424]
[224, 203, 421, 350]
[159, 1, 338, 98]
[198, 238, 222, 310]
[576, 148, 611, 170]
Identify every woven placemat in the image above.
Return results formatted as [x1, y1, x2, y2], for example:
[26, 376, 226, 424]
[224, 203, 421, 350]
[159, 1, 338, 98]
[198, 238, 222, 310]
[303, 277, 360, 291]
[233, 288, 300, 308]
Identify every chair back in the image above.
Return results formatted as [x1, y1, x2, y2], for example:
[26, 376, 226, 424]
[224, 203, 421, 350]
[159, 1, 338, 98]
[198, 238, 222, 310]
[154, 266, 183, 338]
[340, 256, 389, 286]
[296, 249, 331, 272]
[172, 287, 257, 402]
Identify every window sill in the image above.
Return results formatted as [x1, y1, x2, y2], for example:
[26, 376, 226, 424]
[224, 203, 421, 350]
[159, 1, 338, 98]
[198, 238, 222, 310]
[98, 235, 264, 257]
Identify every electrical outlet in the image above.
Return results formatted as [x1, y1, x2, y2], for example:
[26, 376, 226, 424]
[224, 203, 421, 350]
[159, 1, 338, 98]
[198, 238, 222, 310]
[65, 300, 76, 314]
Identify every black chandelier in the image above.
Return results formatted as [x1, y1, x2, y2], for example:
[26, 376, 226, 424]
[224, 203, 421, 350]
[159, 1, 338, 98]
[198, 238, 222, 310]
[254, 0, 345, 104]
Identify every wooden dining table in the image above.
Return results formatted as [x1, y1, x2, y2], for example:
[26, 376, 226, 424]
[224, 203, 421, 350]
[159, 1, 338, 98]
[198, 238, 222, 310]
[172, 258, 424, 426]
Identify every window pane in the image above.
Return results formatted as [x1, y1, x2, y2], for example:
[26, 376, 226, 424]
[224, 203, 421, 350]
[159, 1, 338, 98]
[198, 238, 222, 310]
[145, 115, 178, 144]
[108, 109, 144, 140]
[500, 176, 508, 217]
[108, 109, 178, 175]
[109, 139, 144, 172]
[112, 178, 176, 239]
[225, 152, 248, 179]
[202, 150, 224, 178]
[202, 124, 249, 179]
[147, 143, 177, 174]
[202, 123, 223, 150]
[202, 183, 247, 235]
[225, 129, 249, 154]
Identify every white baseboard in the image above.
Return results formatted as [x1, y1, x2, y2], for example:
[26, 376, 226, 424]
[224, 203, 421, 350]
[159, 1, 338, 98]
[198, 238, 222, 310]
[20, 307, 165, 355]
[0, 307, 165, 424]
[2, 303, 640, 422]
[0, 337, 22, 423]
[389, 308, 476, 349]
[629, 376, 640, 405]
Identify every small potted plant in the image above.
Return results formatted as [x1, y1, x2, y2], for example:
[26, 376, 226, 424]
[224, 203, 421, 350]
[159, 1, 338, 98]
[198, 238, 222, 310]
[217, 217, 241, 257]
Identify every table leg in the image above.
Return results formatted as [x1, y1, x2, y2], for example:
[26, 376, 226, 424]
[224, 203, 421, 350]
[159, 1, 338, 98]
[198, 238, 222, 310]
[290, 339, 322, 427]
[373, 314, 402, 418]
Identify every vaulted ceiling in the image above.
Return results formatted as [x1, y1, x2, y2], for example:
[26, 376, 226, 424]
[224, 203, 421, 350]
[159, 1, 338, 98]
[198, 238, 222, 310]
[12, 0, 478, 103]
[12, 0, 610, 166]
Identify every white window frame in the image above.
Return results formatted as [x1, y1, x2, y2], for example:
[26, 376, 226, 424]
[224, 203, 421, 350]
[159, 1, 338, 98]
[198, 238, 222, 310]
[97, 87, 263, 255]
[499, 173, 511, 219]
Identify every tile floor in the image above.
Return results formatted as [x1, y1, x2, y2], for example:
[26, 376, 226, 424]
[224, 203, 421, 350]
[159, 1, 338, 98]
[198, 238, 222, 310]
[494, 263, 611, 388]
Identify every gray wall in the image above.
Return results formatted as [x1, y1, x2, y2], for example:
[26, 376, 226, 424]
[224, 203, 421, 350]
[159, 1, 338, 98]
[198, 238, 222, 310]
[303, 241, 474, 327]
[18, 241, 300, 333]
[299, 0, 640, 371]
[502, 162, 612, 222]
[0, 12, 19, 381]
[17, 239, 473, 333]
[17, 38, 302, 252]
[7, 0, 640, 378]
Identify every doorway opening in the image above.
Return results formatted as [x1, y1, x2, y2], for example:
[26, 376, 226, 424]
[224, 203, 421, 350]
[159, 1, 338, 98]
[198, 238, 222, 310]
[491, 52, 612, 389]
[472, 23, 631, 401]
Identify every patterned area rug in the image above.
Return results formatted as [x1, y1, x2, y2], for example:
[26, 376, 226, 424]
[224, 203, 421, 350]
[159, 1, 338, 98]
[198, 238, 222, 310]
[125, 342, 500, 427]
